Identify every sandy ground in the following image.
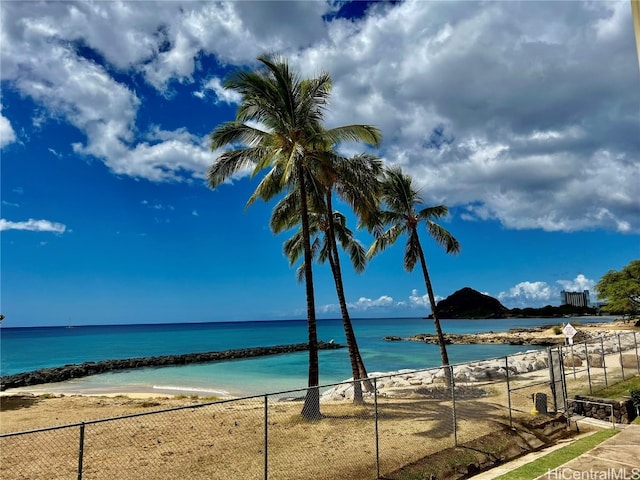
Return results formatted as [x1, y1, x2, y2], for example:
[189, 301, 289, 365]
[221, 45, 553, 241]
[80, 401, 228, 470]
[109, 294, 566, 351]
[1, 318, 637, 480]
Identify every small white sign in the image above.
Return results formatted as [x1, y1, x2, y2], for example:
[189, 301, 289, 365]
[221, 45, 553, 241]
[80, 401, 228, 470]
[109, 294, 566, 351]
[563, 323, 577, 345]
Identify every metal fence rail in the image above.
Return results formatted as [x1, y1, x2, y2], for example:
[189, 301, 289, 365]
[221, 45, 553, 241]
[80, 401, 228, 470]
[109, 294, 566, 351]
[2, 330, 638, 480]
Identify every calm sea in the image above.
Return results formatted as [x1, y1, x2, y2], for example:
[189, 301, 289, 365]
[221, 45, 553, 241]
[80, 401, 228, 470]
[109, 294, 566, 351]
[0, 317, 611, 397]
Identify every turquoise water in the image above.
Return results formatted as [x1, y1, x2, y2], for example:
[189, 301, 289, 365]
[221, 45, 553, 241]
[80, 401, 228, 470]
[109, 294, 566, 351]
[0, 317, 612, 396]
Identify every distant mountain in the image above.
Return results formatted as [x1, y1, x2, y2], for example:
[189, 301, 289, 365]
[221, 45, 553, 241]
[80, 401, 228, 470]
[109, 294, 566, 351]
[435, 287, 509, 319]
[433, 287, 597, 319]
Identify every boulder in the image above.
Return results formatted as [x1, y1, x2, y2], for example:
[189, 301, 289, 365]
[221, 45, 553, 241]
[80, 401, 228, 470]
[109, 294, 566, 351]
[588, 353, 604, 368]
[621, 354, 639, 369]
[564, 355, 583, 367]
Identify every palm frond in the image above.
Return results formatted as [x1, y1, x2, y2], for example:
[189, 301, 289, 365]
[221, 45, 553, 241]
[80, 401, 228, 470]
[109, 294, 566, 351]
[323, 125, 382, 148]
[207, 149, 260, 188]
[426, 220, 461, 255]
[417, 205, 449, 221]
[404, 229, 420, 271]
[366, 224, 405, 259]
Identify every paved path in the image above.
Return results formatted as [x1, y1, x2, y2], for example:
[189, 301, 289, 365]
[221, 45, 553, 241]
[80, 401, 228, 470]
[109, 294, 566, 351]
[535, 424, 640, 480]
[472, 423, 640, 480]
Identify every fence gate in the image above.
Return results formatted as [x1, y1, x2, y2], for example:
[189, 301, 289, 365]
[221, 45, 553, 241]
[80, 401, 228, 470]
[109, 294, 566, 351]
[548, 347, 567, 413]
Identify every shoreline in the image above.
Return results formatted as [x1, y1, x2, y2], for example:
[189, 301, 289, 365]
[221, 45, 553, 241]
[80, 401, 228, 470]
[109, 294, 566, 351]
[0, 341, 343, 393]
[2, 318, 635, 400]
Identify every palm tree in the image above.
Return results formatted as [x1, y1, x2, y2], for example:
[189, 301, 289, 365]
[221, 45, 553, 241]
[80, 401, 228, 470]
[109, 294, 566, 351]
[367, 166, 460, 386]
[208, 54, 380, 419]
[266, 149, 382, 403]
[273, 193, 373, 403]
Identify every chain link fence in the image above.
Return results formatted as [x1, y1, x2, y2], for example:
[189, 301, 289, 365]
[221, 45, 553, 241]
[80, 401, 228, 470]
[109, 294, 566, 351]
[2, 331, 638, 480]
[561, 331, 639, 397]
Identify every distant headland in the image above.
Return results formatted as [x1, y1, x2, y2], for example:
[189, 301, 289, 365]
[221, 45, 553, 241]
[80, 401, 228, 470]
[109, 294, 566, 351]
[430, 287, 597, 319]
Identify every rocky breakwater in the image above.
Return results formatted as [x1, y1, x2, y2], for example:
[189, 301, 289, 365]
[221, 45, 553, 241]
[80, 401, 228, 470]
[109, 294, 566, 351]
[322, 349, 550, 401]
[1, 341, 343, 391]
[407, 329, 572, 346]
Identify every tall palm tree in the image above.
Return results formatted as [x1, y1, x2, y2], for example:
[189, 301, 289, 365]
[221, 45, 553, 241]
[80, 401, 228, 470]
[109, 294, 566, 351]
[266, 150, 382, 403]
[367, 166, 460, 386]
[273, 194, 373, 403]
[208, 54, 380, 419]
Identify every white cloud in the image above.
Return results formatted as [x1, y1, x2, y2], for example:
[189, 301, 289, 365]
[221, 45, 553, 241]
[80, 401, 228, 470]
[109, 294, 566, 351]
[0, 109, 16, 148]
[351, 295, 395, 310]
[498, 274, 597, 307]
[195, 77, 242, 104]
[318, 294, 396, 314]
[499, 281, 554, 301]
[0, 218, 66, 233]
[1, 1, 637, 232]
[409, 289, 429, 308]
[556, 274, 596, 293]
[299, 0, 639, 233]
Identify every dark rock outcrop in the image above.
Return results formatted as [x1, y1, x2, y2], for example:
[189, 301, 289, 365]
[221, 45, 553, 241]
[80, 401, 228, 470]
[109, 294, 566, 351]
[408, 332, 564, 346]
[435, 287, 509, 319]
[433, 287, 598, 319]
[0, 342, 343, 391]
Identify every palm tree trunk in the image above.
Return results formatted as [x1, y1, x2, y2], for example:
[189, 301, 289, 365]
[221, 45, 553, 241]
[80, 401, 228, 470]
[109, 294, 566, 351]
[299, 162, 322, 420]
[325, 193, 373, 403]
[414, 230, 452, 387]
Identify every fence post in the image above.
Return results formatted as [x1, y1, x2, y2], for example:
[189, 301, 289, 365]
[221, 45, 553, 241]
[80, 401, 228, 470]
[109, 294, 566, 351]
[77, 422, 85, 480]
[374, 377, 380, 480]
[450, 365, 457, 447]
[600, 336, 608, 388]
[570, 343, 577, 380]
[264, 395, 268, 480]
[505, 356, 512, 428]
[618, 334, 625, 381]
[635, 332, 640, 373]
[584, 342, 592, 395]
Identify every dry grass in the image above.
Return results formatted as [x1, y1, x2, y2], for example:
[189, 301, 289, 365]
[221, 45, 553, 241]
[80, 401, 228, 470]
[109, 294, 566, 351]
[0, 387, 518, 480]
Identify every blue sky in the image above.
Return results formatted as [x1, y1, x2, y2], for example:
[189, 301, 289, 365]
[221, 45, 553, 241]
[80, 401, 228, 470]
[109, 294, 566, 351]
[1, 1, 638, 327]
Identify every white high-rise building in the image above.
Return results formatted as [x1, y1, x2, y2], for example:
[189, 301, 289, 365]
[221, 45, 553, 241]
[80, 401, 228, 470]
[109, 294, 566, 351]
[560, 290, 590, 307]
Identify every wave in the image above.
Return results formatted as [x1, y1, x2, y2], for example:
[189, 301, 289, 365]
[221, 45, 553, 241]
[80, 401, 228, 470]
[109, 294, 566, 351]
[152, 384, 230, 396]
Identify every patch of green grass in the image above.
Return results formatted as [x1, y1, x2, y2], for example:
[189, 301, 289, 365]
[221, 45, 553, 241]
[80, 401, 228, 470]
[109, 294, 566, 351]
[493, 429, 618, 480]
[591, 375, 640, 399]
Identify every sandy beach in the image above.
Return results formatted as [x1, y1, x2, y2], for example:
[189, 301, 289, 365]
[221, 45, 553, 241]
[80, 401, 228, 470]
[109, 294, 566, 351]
[1, 318, 638, 480]
[2, 318, 636, 432]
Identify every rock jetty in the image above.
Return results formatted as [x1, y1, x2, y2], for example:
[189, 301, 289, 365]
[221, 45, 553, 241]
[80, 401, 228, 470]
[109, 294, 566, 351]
[0, 341, 343, 391]
[386, 326, 594, 346]
[323, 331, 638, 401]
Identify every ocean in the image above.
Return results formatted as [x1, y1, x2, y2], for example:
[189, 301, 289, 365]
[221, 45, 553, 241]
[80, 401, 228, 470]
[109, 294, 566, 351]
[0, 317, 612, 397]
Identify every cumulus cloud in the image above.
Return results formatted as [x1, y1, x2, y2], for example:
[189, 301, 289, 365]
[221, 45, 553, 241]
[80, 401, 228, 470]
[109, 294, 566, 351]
[498, 281, 555, 307]
[556, 274, 596, 294]
[299, 1, 639, 233]
[0, 111, 16, 148]
[498, 274, 597, 307]
[1, 1, 637, 231]
[0, 218, 66, 233]
[195, 77, 243, 104]
[318, 295, 396, 314]
[408, 289, 444, 310]
[319, 288, 448, 315]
